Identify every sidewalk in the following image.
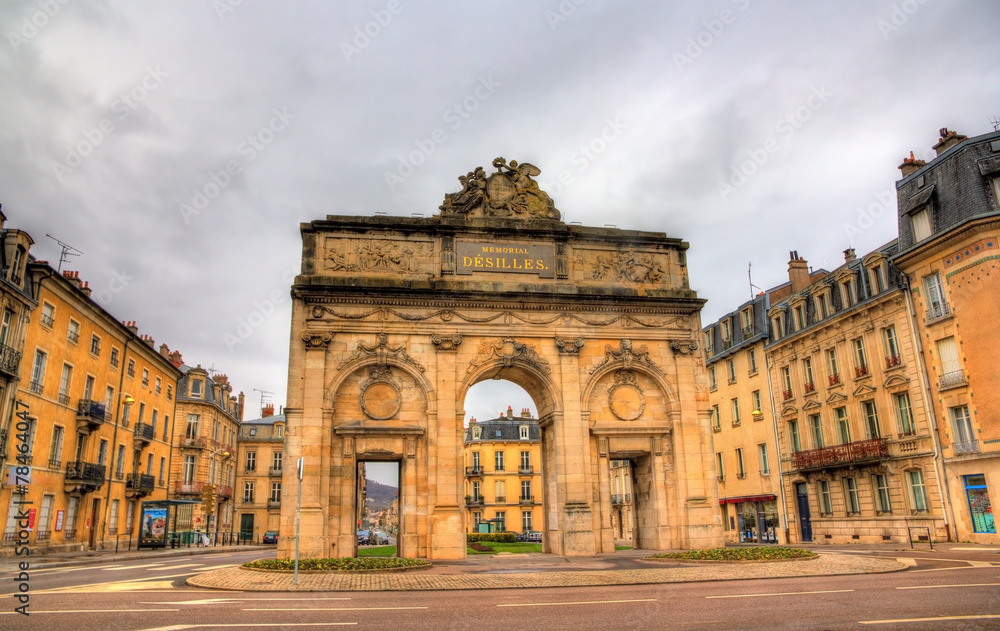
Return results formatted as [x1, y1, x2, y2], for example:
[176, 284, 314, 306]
[186, 548, 909, 592]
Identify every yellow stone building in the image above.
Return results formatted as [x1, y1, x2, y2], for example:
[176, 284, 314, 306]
[892, 127, 1000, 543]
[169, 360, 243, 540]
[3, 259, 180, 552]
[608, 459, 635, 542]
[463, 407, 542, 535]
[235, 405, 285, 540]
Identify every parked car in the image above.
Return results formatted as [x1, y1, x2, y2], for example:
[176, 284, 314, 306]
[262, 531, 278, 544]
[357, 530, 370, 545]
[515, 531, 527, 542]
[526, 530, 542, 542]
[370, 531, 389, 545]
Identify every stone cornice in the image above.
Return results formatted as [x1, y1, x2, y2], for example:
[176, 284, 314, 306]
[893, 214, 1000, 268]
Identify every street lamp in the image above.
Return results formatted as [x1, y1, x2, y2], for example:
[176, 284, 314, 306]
[100, 391, 136, 548]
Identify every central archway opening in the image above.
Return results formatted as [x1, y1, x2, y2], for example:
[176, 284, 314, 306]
[462, 380, 545, 551]
[356, 461, 399, 557]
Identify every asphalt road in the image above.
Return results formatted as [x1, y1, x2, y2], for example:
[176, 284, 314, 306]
[1, 547, 998, 630]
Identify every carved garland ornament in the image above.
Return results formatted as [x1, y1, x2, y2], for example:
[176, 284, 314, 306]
[589, 339, 664, 376]
[468, 337, 551, 375]
[337, 333, 425, 373]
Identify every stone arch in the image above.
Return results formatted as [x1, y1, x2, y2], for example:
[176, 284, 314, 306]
[582, 361, 677, 419]
[327, 355, 437, 418]
[459, 359, 560, 422]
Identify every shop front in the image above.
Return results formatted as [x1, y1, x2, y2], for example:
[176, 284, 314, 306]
[720, 495, 780, 544]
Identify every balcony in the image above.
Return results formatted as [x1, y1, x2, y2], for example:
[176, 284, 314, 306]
[125, 473, 155, 498]
[793, 438, 888, 471]
[611, 494, 623, 506]
[134, 422, 155, 445]
[174, 480, 205, 495]
[182, 436, 207, 449]
[885, 355, 902, 369]
[939, 370, 967, 390]
[268, 466, 282, 477]
[829, 374, 842, 387]
[48, 457, 61, 469]
[782, 390, 793, 401]
[465, 496, 484, 507]
[855, 364, 869, 378]
[0, 344, 22, 377]
[519, 495, 534, 505]
[65, 460, 106, 493]
[518, 466, 534, 475]
[731, 419, 741, 427]
[495, 496, 506, 503]
[268, 498, 281, 508]
[722, 338, 733, 351]
[926, 302, 952, 324]
[217, 485, 233, 499]
[76, 399, 108, 433]
[29, 380, 43, 394]
[742, 325, 754, 339]
[41, 313, 55, 328]
[803, 382, 816, 394]
[952, 440, 980, 455]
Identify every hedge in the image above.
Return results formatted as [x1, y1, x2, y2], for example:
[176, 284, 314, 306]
[466, 532, 517, 543]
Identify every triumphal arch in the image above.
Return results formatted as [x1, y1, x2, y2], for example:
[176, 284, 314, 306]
[280, 158, 722, 559]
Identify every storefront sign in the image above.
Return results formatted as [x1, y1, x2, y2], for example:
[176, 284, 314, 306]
[456, 242, 555, 278]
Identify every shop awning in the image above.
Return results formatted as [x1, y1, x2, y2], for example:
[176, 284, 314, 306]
[719, 494, 776, 505]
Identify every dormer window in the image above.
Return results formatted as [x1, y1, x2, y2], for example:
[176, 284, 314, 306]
[840, 275, 856, 308]
[10, 247, 24, 284]
[864, 253, 889, 296]
[191, 379, 203, 397]
[519, 425, 529, 440]
[721, 320, 732, 349]
[739, 306, 753, 338]
[813, 288, 831, 321]
[770, 311, 785, 341]
[472, 426, 481, 440]
[704, 330, 714, 354]
[910, 206, 932, 241]
[276, 425, 283, 438]
[793, 304, 806, 331]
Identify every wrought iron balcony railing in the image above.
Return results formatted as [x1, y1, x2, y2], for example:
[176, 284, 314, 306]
[952, 440, 980, 455]
[126, 473, 155, 496]
[611, 494, 623, 506]
[134, 422, 155, 443]
[465, 496, 484, 507]
[519, 495, 534, 505]
[926, 302, 952, 323]
[518, 466, 534, 475]
[174, 480, 205, 495]
[65, 461, 106, 485]
[217, 485, 233, 498]
[793, 438, 888, 471]
[77, 399, 109, 428]
[855, 364, 869, 378]
[0, 344, 22, 377]
[269, 466, 282, 476]
[885, 355, 902, 369]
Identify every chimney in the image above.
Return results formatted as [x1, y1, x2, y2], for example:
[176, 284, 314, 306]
[168, 350, 184, 367]
[788, 251, 810, 293]
[237, 391, 245, 421]
[212, 373, 229, 385]
[506, 405, 513, 419]
[125, 320, 138, 335]
[521, 408, 531, 418]
[159, 344, 170, 358]
[898, 151, 926, 177]
[142, 334, 154, 347]
[80, 281, 92, 297]
[262, 403, 274, 418]
[932, 127, 967, 156]
[63, 270, 83, 288]
[844, 248, 856, 263]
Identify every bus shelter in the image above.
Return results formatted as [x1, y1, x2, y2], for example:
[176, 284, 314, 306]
[138, 499, 202, 549]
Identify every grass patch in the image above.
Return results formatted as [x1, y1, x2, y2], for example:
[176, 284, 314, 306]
[467, 542, 542, 555]
[358, 545, 397, 557]
[244, 556, 428, 571]
[648, 547, 816, 562]
[615, 545, 633, 551]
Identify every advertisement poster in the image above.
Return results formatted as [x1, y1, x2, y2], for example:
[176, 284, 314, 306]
[140, 507, 167, 545]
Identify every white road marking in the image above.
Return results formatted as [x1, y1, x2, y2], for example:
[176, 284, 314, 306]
[948, 546, 1000, 551]
[706, 590, 853, 599]
[911, 565, 1000, 573]
[143, 625, 356, 630]
[497, 598, 658, 607]
[0, 608, 179, 615]
[245, 606, 427, 611]
[860, 614, 1000, 624]
[897, 582, 1000, 590]
[141, 597, 352, 604]
[102, 562, 165, 570]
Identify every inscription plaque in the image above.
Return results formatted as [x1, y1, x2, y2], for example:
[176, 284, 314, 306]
[456, 242, 555, 278]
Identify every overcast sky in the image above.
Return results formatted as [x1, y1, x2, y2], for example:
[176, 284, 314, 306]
[3, 1, 998, 453]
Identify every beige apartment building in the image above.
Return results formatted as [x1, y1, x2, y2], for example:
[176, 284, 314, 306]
[892, 128, 1000, 543]
[235, 405, 285, 540]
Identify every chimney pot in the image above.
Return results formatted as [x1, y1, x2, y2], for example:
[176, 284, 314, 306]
[788, 253, 810, 293]
[844, 248, 857, 263]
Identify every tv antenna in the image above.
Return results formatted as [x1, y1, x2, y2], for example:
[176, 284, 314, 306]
[748, 262, 763, 299]
[46, 234, 84, 273]
[990, 116, 1000, 132]
[253, 388, 273, 413]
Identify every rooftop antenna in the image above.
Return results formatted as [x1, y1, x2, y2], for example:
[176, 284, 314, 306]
[748, 262, 763, 299]
[45, 234, 83, 273]
[254, 388, 273, 414]
[990, 116, 1000, 132]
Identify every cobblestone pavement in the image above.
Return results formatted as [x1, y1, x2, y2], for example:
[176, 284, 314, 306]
[187, 553, 906, 592]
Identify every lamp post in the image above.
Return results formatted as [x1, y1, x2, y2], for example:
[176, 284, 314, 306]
[100, 388, 135, 548]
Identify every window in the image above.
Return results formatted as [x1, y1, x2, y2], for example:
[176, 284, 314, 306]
[146, 453, 153, 474]
[964, 475, 995, 534]
[41, 302, 55, 327]
[0, 309, 11, 346]
[472, 452, 480, 470]
[105, 386, 114, 409]
[727, 359, 736, 383]
[704, 330, 714, 354]
[780, 366, 792, 399]
[721, 319, 732, 346]
[90, 334, 101, 356]
[495, 451, 504, 472]
[793, 304, 806, 331]
[747, 348, 757, 374]
[735, 448, 745, 479]
[771, 312, 785, 340]
[895, 393, 915, 435]
[65, 497, 79, 538]
[835, 408, 851, 444]
[845, 478, 860, 515]
[869, 264, 886, 294]
[715, 452, 724, 481]
[802, 358, 815, 392]
[495, 511, 506, 532]
[273, 451, 283, 471]
[522, 511, 532, 532]
[67, 319, 80, 343]
[924, 273, 949, 321]
[521, 479, 531, 501]
[814, 291, 831, 320]
[751, 390, 762, 417]
[141, 368, 149, 386]
[183, 455, 196, 483]
[863, 401, 881, 439]
[758, 443, 769, 475]
[48, 426, 64, 467]
[186, 414, 199, 439]
[191, 379, 203, 397]
[874, 475, 892, 514]
[109, 500, 119, 535]
[936, 337, 963, 387]
[471, 480, 481, 500]
[209, 459, 217, 484]
[827, 348, 840, 385]
[58, 363, 73, 404]
[853, 338, 868, 377]
[110, 347, 119, 368]
[473, 512, 481, 528]
[819, 480, 832, 515]
[122, 404, 131, 427]
[162, 415, 169, 441]
[841, 277, 856, 308]
[98, 439, 108, 465]
[740, 306, 754, 337]
[911, 207, 932, 241]
[711, 405, 720, 431]
[519, 425, 529, 440]
[494, 480, 505, 502]
[270, 483, 281, 502]
[155, 377, 161, 394]
[246, 451, 257, 472]
[731, 398, 740, 426]
[83, 374, 95, 401]
[950, 405, 976, 453]
[908, 470, 928, 512]
[127, 358, 135, 378]
[126, 501, 136, 534]
[520, 451, 530, 471]
[276, 424, 283, 438]
[38, 495, 53, 537]
[709, 366, 717, 390]
[30, 349, 47, 393]
[809, 414, 824, 448]
[243, 482, 255, 503]
[137, 402, 145, 424]
[884, 326, 901, 367]
[116, 445, 125, 477]
[789, 420, 801, 452]
[151, 409, 158, 435]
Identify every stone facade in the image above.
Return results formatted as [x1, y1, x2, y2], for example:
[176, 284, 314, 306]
[280, 158, 722, 560]
[235, 408, 285, 539]
[893, 128, 1000, 543]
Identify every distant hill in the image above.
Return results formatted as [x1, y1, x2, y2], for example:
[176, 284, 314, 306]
[365, 479, 398, 511]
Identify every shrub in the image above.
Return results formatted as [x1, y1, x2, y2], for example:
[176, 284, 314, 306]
[648, 547, 816, 562]
[466, 532, 517, 543]
[244, 557, 429, 571]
